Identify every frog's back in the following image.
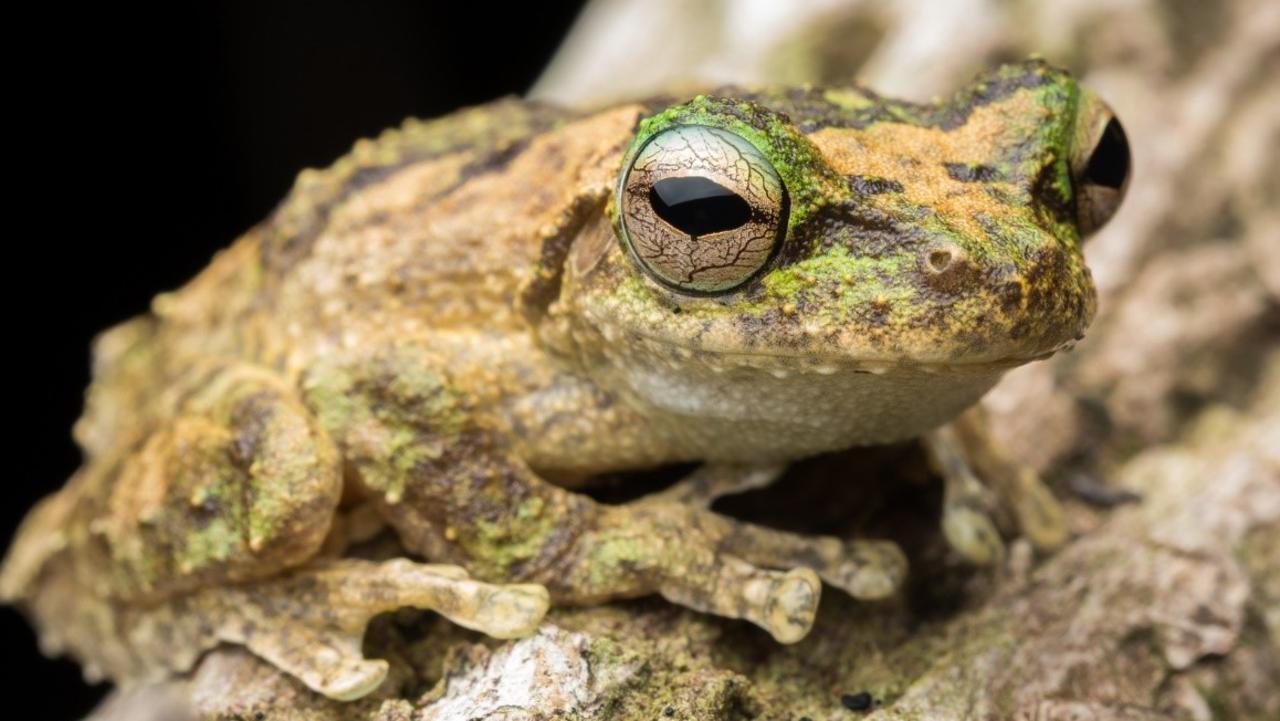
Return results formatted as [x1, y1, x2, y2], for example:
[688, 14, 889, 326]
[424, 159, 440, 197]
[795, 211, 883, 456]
[163, 98, 578, 363]
[74, 98, 649, 459]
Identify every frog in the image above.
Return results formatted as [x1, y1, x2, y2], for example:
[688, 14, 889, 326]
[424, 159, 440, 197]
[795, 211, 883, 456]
[0, 58, 1129, 702]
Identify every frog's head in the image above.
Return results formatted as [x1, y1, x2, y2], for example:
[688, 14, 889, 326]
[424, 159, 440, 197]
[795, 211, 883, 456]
[564, 59, 1127, 434]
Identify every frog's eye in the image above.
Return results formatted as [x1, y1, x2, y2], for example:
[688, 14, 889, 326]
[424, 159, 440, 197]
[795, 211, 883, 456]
[618, 125, 787, 293]
[1070, 103, 1131, 235]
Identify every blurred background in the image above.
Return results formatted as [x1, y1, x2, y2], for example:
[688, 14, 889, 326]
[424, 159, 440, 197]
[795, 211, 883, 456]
[7, 1, 1276, 718]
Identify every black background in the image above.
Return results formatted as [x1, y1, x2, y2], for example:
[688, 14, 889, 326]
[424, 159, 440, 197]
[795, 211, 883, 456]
[7, 3, 586, 716]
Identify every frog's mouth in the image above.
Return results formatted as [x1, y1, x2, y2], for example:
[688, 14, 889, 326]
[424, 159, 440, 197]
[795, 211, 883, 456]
[609, 326, 1066, 379]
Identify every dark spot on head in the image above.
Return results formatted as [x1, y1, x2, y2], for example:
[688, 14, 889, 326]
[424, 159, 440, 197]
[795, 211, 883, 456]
[848, 175, 904, 195]
[1031, 162, 1075, 227]
[864, 297, 892, 326]
[842, 691, 873, 711]
[937, 60, 1056, 130]
[998, 280, 1024, 313]
[261, 101, 566, 274]
[795, 200, 921, 262]
[944, 163, 1000, 182]
[454, 137, 534, 187]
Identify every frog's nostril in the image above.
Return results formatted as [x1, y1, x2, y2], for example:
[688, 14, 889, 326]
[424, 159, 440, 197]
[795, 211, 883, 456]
[920, 243, 976, 293]
[925, 246, 960, 274]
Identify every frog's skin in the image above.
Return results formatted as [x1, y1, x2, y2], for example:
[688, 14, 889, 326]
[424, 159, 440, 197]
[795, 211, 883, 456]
[0, 59, 1127, 701]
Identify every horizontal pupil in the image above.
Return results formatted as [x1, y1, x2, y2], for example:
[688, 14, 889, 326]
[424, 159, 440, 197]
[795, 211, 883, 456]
[649, 176, 751, 236]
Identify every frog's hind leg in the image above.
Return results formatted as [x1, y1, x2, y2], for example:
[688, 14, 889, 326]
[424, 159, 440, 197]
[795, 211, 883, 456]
[923, 408, 1069, 565]
[639, 464, 908, 600]
[709, 518, 908, 601]
[560, 503, 823, 643]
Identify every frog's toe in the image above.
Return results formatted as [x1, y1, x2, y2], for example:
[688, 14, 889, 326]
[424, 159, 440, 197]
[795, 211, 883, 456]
[942, 502, 1005, 566]
[760, 567, 821, 643]
[824, 540, 908, 600]
[1010, 468, 1070, 551]
[658, 556, 821, 643]
[927, 411, 1074, 561]
[234, 610, 390, 701]
[464, 583, 551, 639]
[294, 652, 390, 703]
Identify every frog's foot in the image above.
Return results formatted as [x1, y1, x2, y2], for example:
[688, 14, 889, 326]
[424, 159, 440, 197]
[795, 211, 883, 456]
[559, 504, 822, 643]
[924, 412, 1069, 565]
[640, 464, 907, 600]
[216, 558, 549, 700]
[713, 520, 907, 600]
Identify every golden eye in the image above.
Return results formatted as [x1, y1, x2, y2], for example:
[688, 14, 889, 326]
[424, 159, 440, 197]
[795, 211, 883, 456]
[618, 125, 787, 293]
[1070, 100, 1131, 235]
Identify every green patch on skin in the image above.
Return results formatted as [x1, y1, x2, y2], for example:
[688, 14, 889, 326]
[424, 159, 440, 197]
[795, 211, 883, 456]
[179, 517, 243, 576]
[302, 360, 361, 442]
[581, 534, 661, 590]
[762, 244, 910, 297]
[465, 497, 558, 580]
[302, 353, 466, 503]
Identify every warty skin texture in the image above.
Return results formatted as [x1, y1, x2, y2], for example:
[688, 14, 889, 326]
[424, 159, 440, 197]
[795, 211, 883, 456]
[0, 59, 1120, 700]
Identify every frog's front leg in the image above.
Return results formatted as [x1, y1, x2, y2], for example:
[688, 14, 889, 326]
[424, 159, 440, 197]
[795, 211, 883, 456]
[639, 464, 908, 600]
[923, 408, 1069, 565]
[305, 351, 823, 644]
